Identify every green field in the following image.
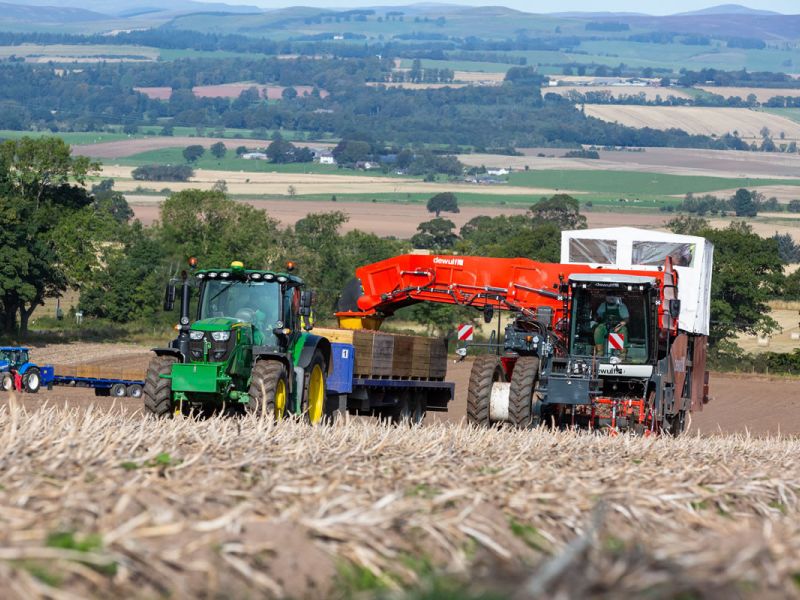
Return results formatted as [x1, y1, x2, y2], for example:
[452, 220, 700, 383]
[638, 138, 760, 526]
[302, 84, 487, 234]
[507, 170, 800, 198]
[0, 130, 137, 145]
[764, 108, 800, 125]
[115, 147, 406, 177]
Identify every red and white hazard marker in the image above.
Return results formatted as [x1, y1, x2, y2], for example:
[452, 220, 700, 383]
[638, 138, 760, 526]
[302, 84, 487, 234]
[608, 332, 625, 351]
[457, 324, 474, 342]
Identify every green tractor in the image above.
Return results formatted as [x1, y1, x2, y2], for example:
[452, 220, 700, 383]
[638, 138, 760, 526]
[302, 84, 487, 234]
[143, 259, 331, 421]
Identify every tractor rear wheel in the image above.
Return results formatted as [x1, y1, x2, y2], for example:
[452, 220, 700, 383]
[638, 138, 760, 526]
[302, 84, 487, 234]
[508, 357, 540, 428]
[22, 368, 41, 394]
[143, 356, 177, 417]
[302, 351, 328, 425]
[247, 361, 289, 419]
[467, 355, 506, 427]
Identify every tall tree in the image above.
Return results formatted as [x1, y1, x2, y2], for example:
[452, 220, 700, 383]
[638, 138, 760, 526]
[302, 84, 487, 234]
[529, 194, 587, 230]
[0, 137, 101, 333]
[426, 192, 459, 218]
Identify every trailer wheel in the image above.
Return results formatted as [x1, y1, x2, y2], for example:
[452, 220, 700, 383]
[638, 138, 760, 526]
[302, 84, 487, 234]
[508, 357, 540, 428]
[127, 384, 143, 399]
[111, 383, 127, 398]
[22, 368, 40, 394]
[1, 373, 13, 392]
[467, 355, 506, 427]
[143, 356, 177, 417]
[247, 360, 288, 420]
[302, 351, 328, 425]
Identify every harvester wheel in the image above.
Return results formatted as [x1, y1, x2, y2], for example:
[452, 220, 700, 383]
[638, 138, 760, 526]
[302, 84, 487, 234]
[508, 357, 540, 428]
[247, 360, 289, 420]
[301, 351, 328, 425]
[467, 355, 506, 427]
[22, 368, 41, 394]
[143, 356, 177, 417]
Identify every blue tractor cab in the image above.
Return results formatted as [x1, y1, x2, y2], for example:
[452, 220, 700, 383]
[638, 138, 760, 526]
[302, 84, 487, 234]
[0, 346, 54, 393]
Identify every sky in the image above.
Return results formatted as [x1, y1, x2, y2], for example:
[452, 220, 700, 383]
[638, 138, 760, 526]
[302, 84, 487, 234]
[207, 1, 798, 14]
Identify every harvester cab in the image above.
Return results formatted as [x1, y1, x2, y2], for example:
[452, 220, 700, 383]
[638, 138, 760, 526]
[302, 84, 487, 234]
[144, 259, 331, 421]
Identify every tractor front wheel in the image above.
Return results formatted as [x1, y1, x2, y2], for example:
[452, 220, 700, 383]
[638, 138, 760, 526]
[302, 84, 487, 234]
[247, 361, 289, 420]
[143, 356, 177, 417]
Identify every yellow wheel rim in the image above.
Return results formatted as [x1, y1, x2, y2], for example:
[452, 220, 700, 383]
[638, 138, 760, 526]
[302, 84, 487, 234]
[275, 378, 287, 420]
[307, 364, 325, 424]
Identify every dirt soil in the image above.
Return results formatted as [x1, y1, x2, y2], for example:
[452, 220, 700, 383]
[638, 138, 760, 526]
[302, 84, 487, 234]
[13, 344, 800, 437]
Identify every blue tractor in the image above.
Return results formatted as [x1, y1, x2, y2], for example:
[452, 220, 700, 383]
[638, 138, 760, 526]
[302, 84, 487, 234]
[0, 347, 54, 394]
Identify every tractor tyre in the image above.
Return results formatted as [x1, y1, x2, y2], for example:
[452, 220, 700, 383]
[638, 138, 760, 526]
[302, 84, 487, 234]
[508, 357, 540, 428]
[467, 355, 506, 427]
[301, 351, 328, 425]
[143, 356, 177, 417]
[2, 373, 14, 392]
[247, 360, 289, 420]
[22, 368, 41, 394]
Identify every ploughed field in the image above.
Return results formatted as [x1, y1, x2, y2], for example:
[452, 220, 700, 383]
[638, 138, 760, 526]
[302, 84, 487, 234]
[2, 344, 800, 598]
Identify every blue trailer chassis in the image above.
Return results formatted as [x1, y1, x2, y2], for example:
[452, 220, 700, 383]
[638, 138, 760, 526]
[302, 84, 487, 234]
[52, 376, 145, 398]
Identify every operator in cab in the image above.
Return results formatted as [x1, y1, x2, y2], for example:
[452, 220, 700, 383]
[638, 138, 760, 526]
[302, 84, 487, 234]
[593, 295, 629, 359]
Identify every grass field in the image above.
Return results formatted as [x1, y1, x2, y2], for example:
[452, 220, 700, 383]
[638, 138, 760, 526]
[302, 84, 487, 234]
[507, 169, 800, 198]
[764, 108, 800, 125]
[0, 43, 158, 61]
[0, 404, 798, 598]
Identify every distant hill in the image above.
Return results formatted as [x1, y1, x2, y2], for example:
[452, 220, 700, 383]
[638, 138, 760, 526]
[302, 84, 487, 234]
[0, 1, 109, 22]
[0, 0, 261, 18]
[676, 4, 781, 16]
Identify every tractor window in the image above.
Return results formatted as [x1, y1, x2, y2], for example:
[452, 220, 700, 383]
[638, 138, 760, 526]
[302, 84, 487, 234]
[569, 287, 650, 363]
[199, 280, 282, 329]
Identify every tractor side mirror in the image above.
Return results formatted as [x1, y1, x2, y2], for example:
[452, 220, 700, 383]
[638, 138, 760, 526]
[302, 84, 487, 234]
[299, 290, 315, 317]
[483, 306, 494, 324]
[164, 281, 176, 312]
[669, 299, 681, 319]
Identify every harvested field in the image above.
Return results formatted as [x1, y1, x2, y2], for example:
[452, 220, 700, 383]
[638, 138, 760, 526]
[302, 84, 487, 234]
[463, 146, 800, 179]
[126, 198, 670, 233]
[697, 86, 800, 102]
[453, 70, 505, 83]
[102, 165, 570, 198]
[367, 81, 469, 89]
[74, 138, 333, 160]
[134, 84, 326, 100]
[583, 105, 800, 141]
[549, 85, 692, 101]
[1, 398, 799, 598]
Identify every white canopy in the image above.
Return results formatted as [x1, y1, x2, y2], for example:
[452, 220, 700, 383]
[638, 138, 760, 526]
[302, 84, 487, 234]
[561, 227, 713, 335]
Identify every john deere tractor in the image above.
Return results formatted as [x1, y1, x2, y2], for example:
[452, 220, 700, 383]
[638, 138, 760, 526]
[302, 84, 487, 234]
[143, 260, 331, 421]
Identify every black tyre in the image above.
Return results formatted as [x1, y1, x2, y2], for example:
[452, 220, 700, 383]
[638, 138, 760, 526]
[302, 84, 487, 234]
[143, 356, 177, 417]
[127, 384, 143, 399]
[467, 355, 506, 426]
[111, 383, 127, 398]
[508, 357, 540, 428]
[22, 368, 40, 394]
[390, 390, 426, 425]
[301, 351, 328, 425]
[662, 410, 687, 436]
[1, 373, 14, 392]
[247, 361, 289, 419]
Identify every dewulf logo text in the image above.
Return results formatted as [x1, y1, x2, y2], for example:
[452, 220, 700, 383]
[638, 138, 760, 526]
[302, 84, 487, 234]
[433, 257, 464, 267]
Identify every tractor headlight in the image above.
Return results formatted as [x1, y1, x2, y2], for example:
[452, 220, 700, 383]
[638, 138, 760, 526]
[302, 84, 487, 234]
[189, 330, 204, 340]
[211, 331, 230, 342]
[277, 276, 288, 283]
[220, 272, 230, 279]
[251, 272, 262, 280]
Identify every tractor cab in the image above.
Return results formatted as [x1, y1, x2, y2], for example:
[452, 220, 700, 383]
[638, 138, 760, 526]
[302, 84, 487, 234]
[567, 274, 658, 366]
[0, 346, 30, 370]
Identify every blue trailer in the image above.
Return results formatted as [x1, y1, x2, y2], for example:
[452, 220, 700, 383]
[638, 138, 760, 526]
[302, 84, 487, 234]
[325, 342, 453, 423]
[51, 375, 145, 398]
